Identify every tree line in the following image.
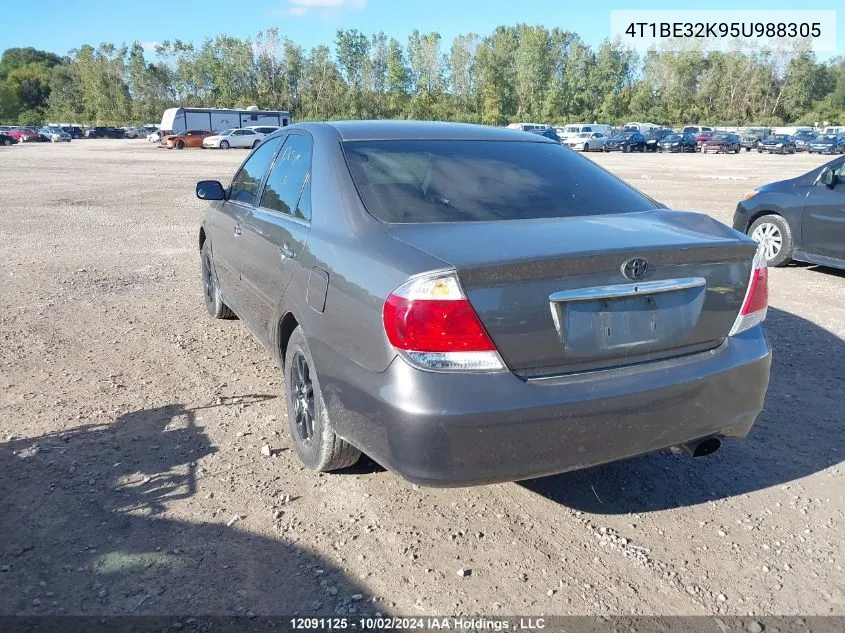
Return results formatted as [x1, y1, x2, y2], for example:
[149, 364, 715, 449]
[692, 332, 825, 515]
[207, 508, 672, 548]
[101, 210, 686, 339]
[2, 26, 845, 128]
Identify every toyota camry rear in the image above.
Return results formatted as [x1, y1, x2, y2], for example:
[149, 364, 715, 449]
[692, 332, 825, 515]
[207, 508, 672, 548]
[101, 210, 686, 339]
[196, 121, 771, 487]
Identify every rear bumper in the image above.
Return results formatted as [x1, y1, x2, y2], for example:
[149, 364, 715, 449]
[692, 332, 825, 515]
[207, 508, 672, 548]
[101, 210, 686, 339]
[319, 327, 771, 487]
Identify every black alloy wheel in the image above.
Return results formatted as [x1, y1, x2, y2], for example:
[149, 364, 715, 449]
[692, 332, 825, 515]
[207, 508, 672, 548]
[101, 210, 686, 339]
[290, 352, 315, 446]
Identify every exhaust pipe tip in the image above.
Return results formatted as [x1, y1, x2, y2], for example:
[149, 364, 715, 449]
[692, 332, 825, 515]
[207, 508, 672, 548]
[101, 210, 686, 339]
[678, 436, 721, 458]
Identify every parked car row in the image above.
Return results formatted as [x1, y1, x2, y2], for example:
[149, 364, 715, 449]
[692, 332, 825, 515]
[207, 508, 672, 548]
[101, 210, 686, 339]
[517, 123, 740, 156]
[0, 125, 71, 143]
[517, 121, 845, 160]
[0, 123, 161, 141]
[158, 125, 281, 149]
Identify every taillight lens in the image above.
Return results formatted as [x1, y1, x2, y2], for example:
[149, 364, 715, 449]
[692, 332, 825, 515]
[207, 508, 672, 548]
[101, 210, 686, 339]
[729, 246, 769, 336]
[383, 272, 505, 372]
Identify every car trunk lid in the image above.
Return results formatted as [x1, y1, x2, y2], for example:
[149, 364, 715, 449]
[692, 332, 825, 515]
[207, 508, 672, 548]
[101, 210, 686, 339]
[388, 210, 756, 378]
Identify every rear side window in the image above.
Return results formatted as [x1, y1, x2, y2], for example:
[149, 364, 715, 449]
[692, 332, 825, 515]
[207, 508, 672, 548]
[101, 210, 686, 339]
[343, 140, 657, 223]
[260, 134, 312, 217]
[229, 137, 281, 205]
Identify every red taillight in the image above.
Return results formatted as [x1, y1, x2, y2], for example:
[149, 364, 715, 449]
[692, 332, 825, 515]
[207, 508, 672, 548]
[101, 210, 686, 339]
[729, 247, 769, 336]
[741, 266, 768, 316]
[382, 272, 504, 372]
[383, 296, 495, 352]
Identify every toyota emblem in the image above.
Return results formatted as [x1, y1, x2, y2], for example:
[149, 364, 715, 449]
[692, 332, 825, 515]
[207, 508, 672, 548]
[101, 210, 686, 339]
[622, 257, 649, 280]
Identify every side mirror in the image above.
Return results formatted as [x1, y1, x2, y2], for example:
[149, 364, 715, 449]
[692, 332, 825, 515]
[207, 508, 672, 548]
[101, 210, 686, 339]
[821, 169, 839, 189]
[196, 180, 226, 200]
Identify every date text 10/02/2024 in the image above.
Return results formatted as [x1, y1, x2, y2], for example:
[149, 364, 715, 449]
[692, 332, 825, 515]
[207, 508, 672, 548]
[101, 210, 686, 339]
[289, 617, 548, 630]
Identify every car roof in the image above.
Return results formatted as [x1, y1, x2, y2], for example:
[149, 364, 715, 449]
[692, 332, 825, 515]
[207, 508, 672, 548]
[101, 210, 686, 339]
[287, 120, 556, 143]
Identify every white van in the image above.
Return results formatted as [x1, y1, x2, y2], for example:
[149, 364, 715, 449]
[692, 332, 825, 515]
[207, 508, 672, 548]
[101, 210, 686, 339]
[774, 126, 815, 136]
[682, 125, 713, 136]
[507, 123, 551, 132]
[558, 123, 612, 142]
[623, 122, 660, 133]
[823, 125, 845, 136]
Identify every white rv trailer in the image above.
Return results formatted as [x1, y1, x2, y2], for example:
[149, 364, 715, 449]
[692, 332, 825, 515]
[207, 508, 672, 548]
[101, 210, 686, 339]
[159, 106, 291, 134]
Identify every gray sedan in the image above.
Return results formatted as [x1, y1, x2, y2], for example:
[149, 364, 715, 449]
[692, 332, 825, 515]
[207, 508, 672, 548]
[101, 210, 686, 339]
[734, 156, 845, 269]
[196, 121, 771, 487]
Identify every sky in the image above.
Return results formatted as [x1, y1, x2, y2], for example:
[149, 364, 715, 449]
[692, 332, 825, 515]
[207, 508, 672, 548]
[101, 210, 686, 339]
[0, 0, 842, 58]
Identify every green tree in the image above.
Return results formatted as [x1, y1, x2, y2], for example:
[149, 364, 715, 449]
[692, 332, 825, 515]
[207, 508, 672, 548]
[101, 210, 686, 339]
[47, 63, 85, 122]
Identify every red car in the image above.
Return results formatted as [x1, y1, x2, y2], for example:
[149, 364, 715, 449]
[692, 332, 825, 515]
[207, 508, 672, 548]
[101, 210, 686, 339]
[695, 130, 715, 151]
[8, 127, 41, 143]
[702, 133, 741, 154]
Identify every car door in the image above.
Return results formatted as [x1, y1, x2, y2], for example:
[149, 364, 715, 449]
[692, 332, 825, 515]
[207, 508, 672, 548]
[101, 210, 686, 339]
[210, 136, 283, 315]
[801, 159, 845, 261]
[227, 130, 245, 148]
[188, 131, 205, 147]
[239, 130, 258, 148]
[239, 132, 313, 342]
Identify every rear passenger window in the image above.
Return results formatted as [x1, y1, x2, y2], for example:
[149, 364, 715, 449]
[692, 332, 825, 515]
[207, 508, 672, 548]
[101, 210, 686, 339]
[228, 138, 281, 205]
[260, 134, 312, 218]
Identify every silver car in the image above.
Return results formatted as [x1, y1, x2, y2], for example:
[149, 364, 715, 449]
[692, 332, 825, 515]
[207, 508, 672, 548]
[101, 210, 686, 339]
[565, 132, 608, 151]
[195, 121, 771, 487]
[40, 126, 72, 142]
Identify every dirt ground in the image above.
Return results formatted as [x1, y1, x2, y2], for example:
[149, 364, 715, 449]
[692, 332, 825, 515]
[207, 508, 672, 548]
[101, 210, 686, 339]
[0, 140, 842, 618]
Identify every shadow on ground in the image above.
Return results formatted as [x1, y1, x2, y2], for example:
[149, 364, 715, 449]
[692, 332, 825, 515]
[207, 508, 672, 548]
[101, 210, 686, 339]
[521, 307, 844, 513]
[0, 396, 373, 616]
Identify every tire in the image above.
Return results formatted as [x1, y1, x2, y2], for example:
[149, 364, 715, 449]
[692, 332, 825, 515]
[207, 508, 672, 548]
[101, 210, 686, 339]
[252, 140, 260, 148]
[200, 241, 235, 319]
[623, 144, 630, 153]
[176, 140, 185, 149]
[2, 139, 10, 146]
[284, 326, 361, 472]
[748, 214, 794, 267]
[583, 143, 589, 151]
[220, 140, 229, 149]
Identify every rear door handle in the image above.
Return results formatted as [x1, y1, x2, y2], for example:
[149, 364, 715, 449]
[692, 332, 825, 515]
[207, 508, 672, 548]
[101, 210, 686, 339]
[279, 243, 294, 260]
[233, 224, 242, 237]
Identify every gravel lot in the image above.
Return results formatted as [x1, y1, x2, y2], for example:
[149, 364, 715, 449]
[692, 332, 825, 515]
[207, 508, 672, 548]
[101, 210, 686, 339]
[0, 140, 843, 617]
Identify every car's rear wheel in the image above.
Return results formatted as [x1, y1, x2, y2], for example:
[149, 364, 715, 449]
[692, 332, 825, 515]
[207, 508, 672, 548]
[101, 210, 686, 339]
[284, 326, 361, 472]
[201, 242, 235, 319]
[749, 214, 793, 267]
[583, 143, 589, 151]
[252, 140, 260, 148]
[220, 140, 229, 149]
[176, 140, 185, 149]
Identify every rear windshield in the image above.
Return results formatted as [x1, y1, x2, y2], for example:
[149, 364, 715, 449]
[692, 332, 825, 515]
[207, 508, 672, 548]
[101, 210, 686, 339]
[342, 140, 656, 223]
